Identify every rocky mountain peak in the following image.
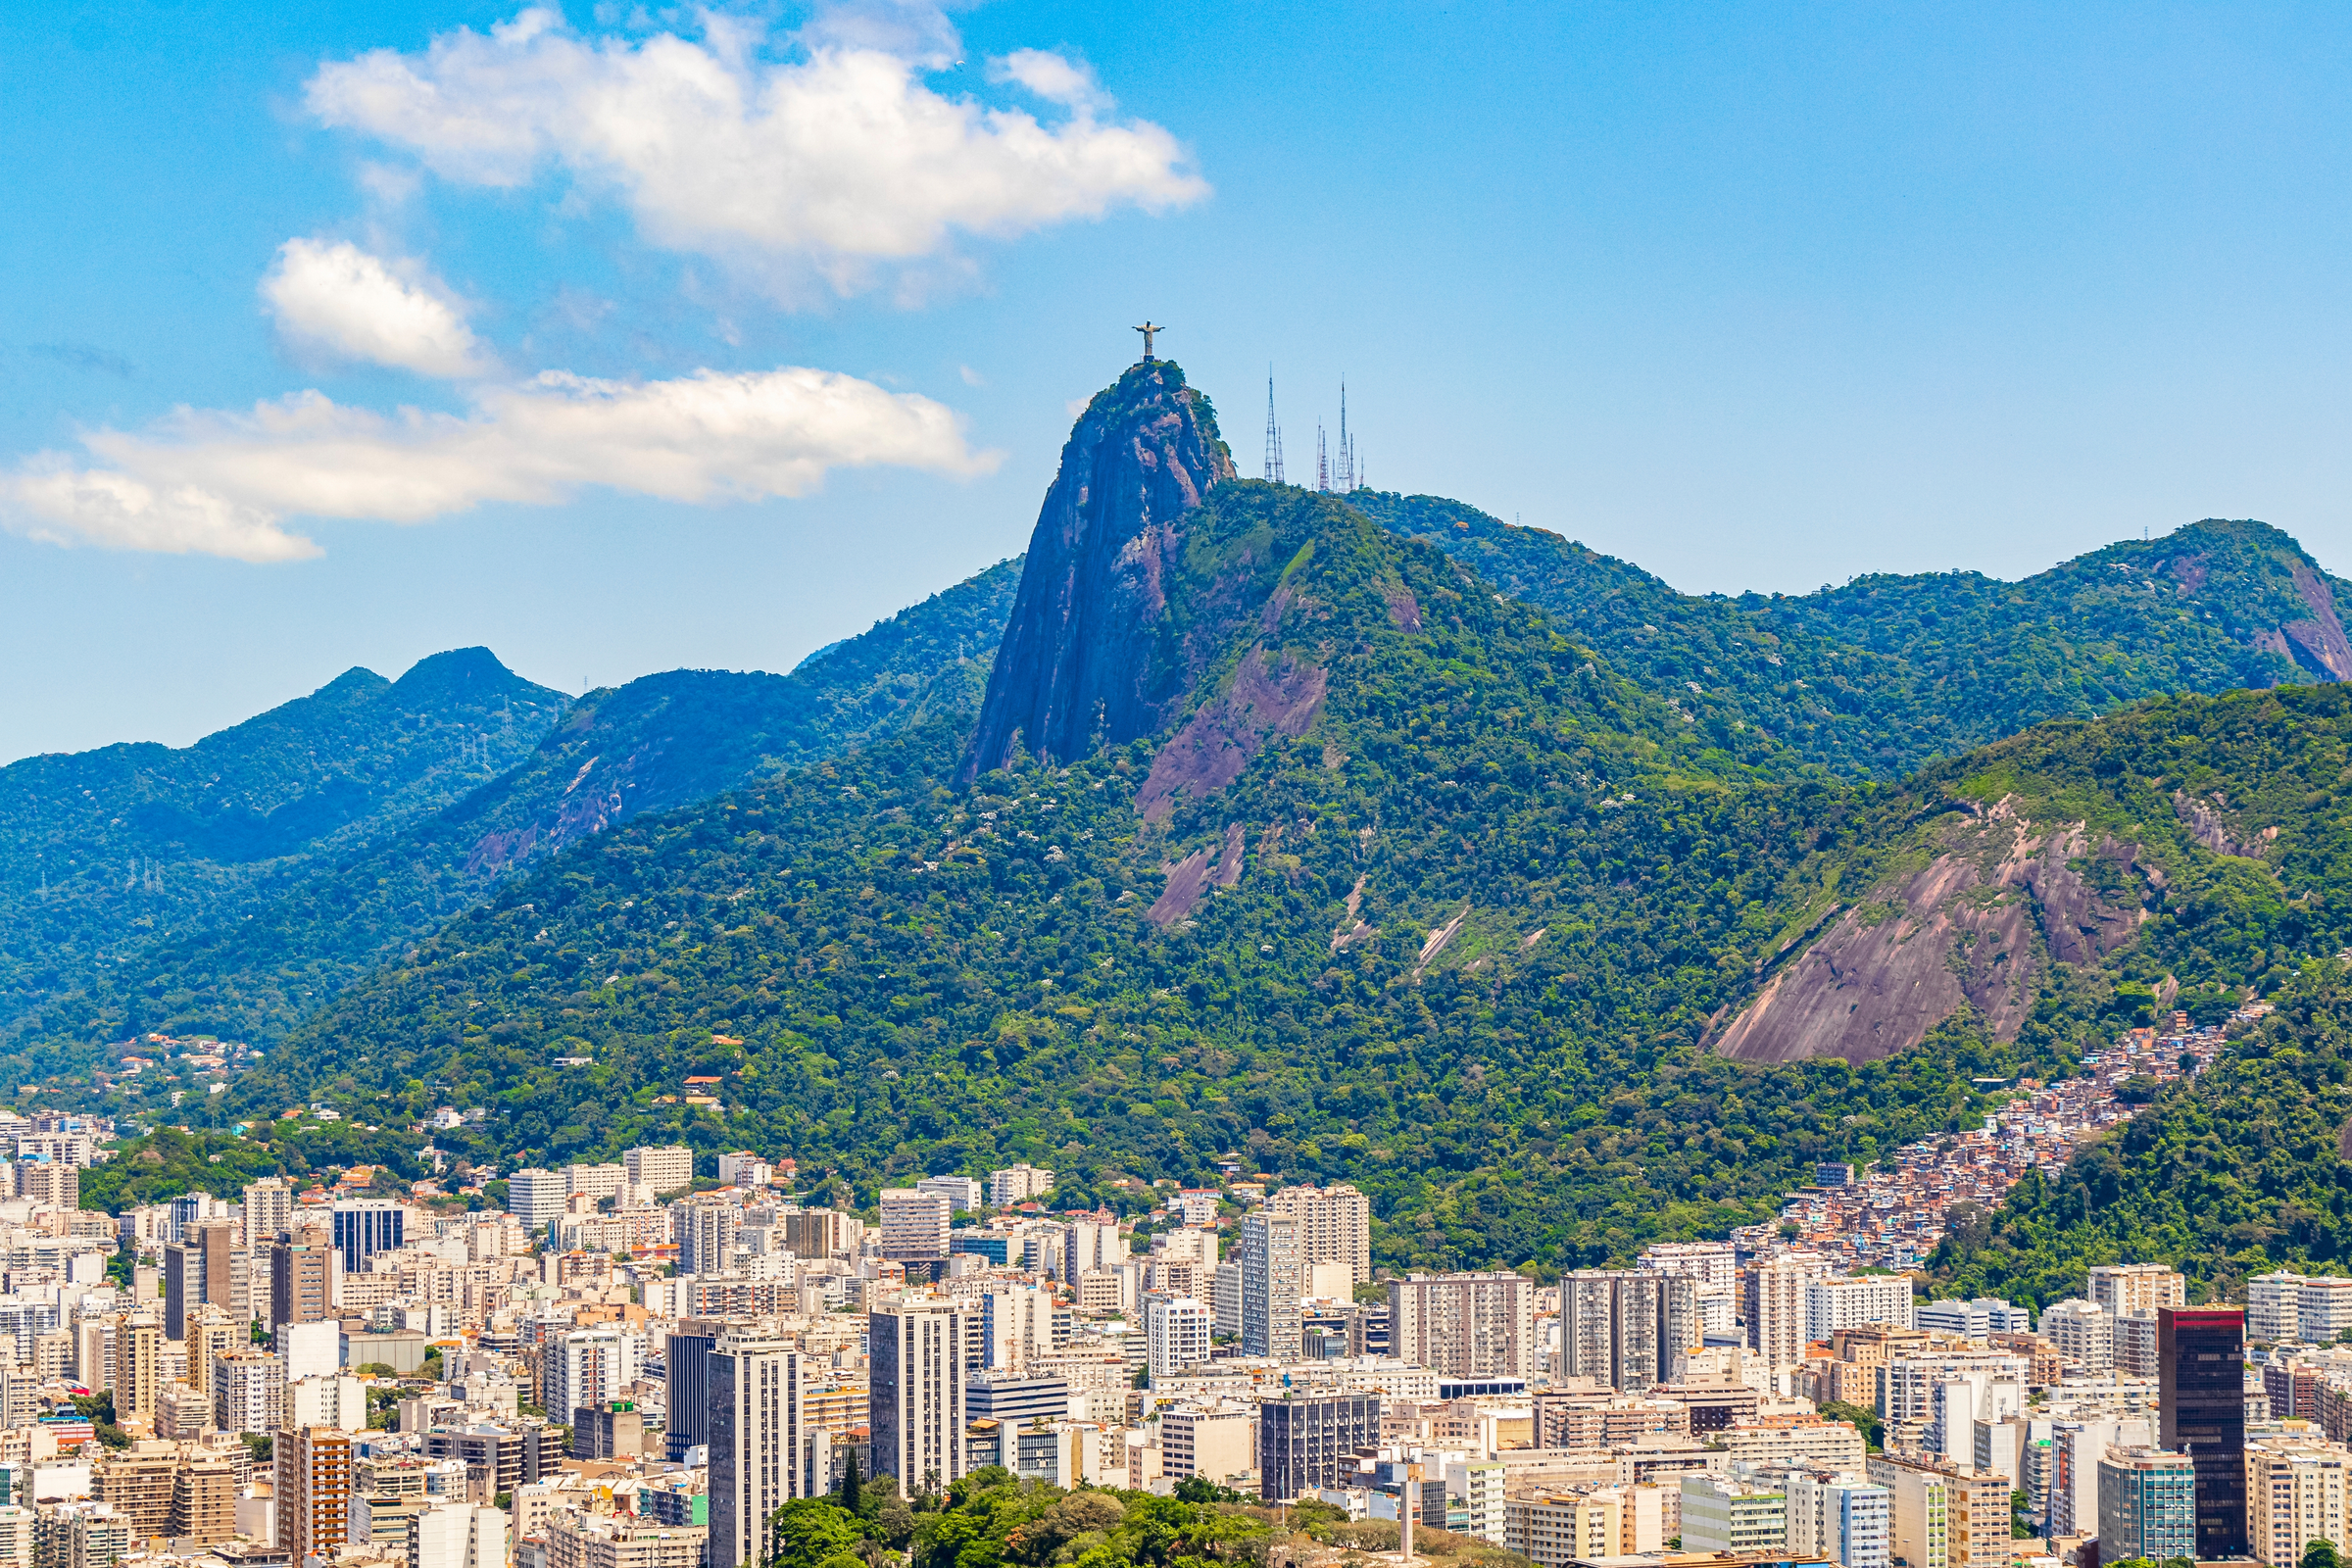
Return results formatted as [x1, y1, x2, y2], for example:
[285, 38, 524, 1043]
[962, 361, 1235, 780]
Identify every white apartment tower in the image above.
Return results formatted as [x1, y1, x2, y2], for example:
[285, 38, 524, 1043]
[623, 1146, 696, 1196]
[1747, 1252, 1832, 1368]
[1145, 1296, 1214, 1382]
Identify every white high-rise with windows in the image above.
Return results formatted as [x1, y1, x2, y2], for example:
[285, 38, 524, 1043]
[2084, 1264, 2185, 1318]
[987, 1166, 1054, 1207]
[544, 1328, 644, 1420]
[623, 1146, 695, 1196]
[1145, 1296, 1213, 1382]
[915, 1176, 983, 1213]
[1748, 1252, 1832, 1368]
[1805, 1276, 1915, 1342]
[506, 1169, 566, 1230]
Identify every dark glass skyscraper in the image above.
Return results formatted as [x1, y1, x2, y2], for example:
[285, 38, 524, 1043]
[2159, 1305, 2246, 1559]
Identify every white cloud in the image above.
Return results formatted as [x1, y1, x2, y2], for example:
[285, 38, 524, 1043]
[1, 368, 999, 564]
[303, 8, 1209, 298]
[263, 238, 494, 377]
[992, 49, 1106, 113]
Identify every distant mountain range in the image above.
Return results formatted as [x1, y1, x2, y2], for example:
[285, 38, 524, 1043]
[21, 360, 2352, 1280]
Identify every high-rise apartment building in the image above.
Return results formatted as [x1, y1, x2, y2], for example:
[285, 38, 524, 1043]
[2160, 1306, 2247, 1559]
[2248, 1272, 2352, 1347]
[242, 1179, 293, 1247]
[2246, 1438, 2351, 1568]
[506, 1169, 567, 1230]
[1867, 1457, 1948, 1568]
[1788, 1471, 1891, 1568]
[544, 1329, 644, 1424]
[213, 1349, 284, 1437]
[163, 1223, 232, 1341]
[1747, 1252, 1833, 1368]
[623, 1145, 696, 1196]
[1559, 1270, 1695, 1391]
[2095, 1446, 2197, 1563]
[979, 1287, 1068, 1373]
[879, 1191, 953, 1262]
[1239, 1214, 1303, 1362]
[2048, 1418, 2154, 1538]
[1681, 1475, 1790, 1554]
[2087, 1264, 2186, 1318]
[1213, 1262, 1242, 1340]
[870, 1298, 968, 1492]
[2038, 1299, 2113, 1371]
[663, 1320, 723, 1463]
[413, 1503, 507, 1568]
[987, 1165, 1054, 1208]
[1804, 1275, 1915, 1342]
[1270, 1185, 1372, 1286]
[269, 1234, 333, 1329]
[710, 1335, 820, 1568]
[1388, 1272, 1537, 1381]
[779, 1207, 859, 1259]
[674, 1200, 742, 1277]
[275, 1425, 353, 1562]
[914, 1176, 982, 1213]
[1060, 1218, 1126, 1281]
[1256, 1393, 1379, 1503]
[110, 1314, 160, 1426]
[1145, 1296, 1213, 1382]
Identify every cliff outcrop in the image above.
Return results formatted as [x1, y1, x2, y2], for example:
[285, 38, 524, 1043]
[1712, 800, 2150, 1063]
[963, 360, 1235, 780]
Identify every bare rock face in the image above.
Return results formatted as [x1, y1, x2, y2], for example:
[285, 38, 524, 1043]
[962, 361, 1235, 780]
[1713, 801, 2149, 1064]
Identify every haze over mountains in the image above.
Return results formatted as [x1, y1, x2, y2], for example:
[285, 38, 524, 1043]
[20, 361, 2352, 1275]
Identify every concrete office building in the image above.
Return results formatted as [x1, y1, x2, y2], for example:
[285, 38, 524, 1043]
[330, 1200, 408, 1275]
[871, 1298, 968, 1491]
[1257, 1392, 1378, 1503]
[710, 1335, 819, 1568]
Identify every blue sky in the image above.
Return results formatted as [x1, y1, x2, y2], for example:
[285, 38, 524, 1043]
[7, 2, 2352, 760]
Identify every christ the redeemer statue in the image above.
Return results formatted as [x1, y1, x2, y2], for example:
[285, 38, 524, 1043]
[1135, 322, 1162, 361]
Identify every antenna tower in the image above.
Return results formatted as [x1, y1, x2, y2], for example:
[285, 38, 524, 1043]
[1337, 382, 1355, 492]
[1264, 371, 1285, 483]
[1316, 424, 1329, 492]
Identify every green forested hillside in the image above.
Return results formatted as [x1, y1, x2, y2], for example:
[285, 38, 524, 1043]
[216, 476, 2101, 1269]
[0, 561, 1019, 1076]
[1362, 493, 2340, 778]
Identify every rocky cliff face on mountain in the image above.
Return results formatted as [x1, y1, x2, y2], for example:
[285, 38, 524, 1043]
[963, 361, 1236, 779]
[1712, 800, 2151, 1064]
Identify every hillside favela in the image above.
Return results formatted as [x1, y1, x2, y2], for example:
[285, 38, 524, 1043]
[10, 13, 2352, 1568]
